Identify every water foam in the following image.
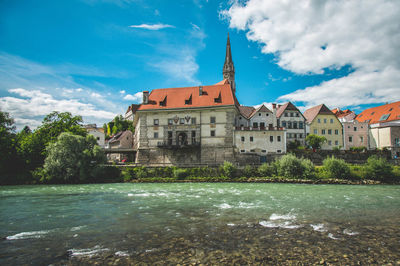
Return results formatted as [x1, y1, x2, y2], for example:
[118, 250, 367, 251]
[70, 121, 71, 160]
[6, 230, 52, 240]
[328, 233, 340, 240]
[343, 229, 359, 236]
[69, 245, 109, 257]
[310, 224, 327, 232]
[269, 213, 296, 221]
[115, 251, 129, 257]
[71, 225, 86, 232]
[217, 203, 232, 209]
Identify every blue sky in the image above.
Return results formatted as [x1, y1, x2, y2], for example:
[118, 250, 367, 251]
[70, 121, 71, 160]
[1, 0, 399, 129]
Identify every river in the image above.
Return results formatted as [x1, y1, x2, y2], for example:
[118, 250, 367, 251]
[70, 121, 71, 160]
[1, 183, 399, 264]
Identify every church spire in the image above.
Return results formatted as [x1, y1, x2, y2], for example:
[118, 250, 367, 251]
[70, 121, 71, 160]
[223, 33, 235, 94]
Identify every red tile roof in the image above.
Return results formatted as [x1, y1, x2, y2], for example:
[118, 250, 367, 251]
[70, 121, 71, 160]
[356, 101, 400, 125]
[125, 104, 141, 114]
[331, 108, 354, 118]
[303, 104, 334, 123]
[238, 106, 255, 119]
[137, 83, 236, 111]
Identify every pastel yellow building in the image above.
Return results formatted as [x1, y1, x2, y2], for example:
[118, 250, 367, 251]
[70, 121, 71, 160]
[304, 104, 343, 150]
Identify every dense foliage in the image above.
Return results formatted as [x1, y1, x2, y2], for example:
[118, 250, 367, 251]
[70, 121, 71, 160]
[364, 155, 393, 180]
[42, 133, 106, 183]
[103, 115, 134, 139]
[306, 134, 327, 150]
[322, 156, 351, 179]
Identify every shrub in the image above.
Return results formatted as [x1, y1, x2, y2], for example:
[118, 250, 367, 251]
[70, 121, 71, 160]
[364, 155, 393, 180]
[306, 134, 327, 150]
[173, 168, 188, 180]
[301, 158, 315, 179]
[135, 167, 148, 179]
[276, 154, 305, 179]
[350, 146, 367, 152]
[349, 165, 364, 180]
[258, 163, 275, 177]
[220, 161, 236, 177]
[242, 165, 257, 177]
[322, 156, 350, 179]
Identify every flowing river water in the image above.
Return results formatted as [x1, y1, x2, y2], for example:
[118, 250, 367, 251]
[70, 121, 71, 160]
[1, 183, 399, 265]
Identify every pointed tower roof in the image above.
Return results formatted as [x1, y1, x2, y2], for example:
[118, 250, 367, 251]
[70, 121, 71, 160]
[223, 33, 236, 94]
[224, 33, 234, 66]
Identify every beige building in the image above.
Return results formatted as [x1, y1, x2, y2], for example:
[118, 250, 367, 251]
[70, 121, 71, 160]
[106, 130, 134, 161]
[84, 124, 105, 148]
[304, 104, 344, 150]
[356, 101, 400, 157]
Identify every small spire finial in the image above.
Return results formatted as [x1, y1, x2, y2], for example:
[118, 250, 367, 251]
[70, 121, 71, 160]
[223, 33, 235, 93]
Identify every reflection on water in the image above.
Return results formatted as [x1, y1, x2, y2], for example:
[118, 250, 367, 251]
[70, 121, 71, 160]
[1, 183, 399, 264]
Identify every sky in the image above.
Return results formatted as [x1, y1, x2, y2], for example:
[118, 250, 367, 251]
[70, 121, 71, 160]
[1, 0, 400, 130]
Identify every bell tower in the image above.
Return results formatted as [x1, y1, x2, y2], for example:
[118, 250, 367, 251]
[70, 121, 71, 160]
[223, 33, 236, 94]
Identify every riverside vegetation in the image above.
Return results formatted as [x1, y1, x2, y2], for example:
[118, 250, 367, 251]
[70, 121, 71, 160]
[1, 110, 399, 185]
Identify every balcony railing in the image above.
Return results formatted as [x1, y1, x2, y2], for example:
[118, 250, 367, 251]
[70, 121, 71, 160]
[157, 141, 200, 149]
[235, 126, 284, 131]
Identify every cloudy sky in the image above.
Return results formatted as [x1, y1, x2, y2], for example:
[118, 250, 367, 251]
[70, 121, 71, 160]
[1, 0, 399, 129]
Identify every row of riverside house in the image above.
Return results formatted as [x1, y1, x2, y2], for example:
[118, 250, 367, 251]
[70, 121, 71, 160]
[120, 34, 400, 165]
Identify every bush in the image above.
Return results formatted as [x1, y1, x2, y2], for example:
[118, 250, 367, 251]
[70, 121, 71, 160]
[322, 156, 350, 179]
[276, 154, 314, 179]
[220, 161, 236, 177]
[349, 165, 364, 180]
[258, 163, 275, 177]
[350, 146, 367, 152]
[242, 165, 257, 177]
[135, 167, 148, 179]
[364, 155, 393, 180]
[173, 168, 188, 180]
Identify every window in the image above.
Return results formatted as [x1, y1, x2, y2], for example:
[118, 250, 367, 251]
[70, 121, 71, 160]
[239, 117, 242, 120]
[180, 118, 185, 124]
[168, 131, 172, 145]
[330, 119, 333, 123]
[154, 132, 159, 138]
[168, 119, 173, 125]
[335, 129, 339, 135]
[379, 114, 390, 121]
[277, 150, 282, 153]
[354, 126, 357, 131]
[260, 122, 265, 128]
[293, 122, 297, 129]
[318, 118, 321, 123]
[328, 129, 332, 135]
[262, 150, 267, 153]
[371, 112, 375, 115]
[270, 136, 274, 142]
[299, 122, 304, 129]
[241, 150, 245, 153]
[335, 140, 339, 145]
[348, 126, 350, 128]
[349, 136, 353, 142]
[154, 119, 159, 125]
[253, 122, 258, 128]
[250, 149, 255, 152]
[290, 113, 294, 117]
[296, 113, 300, 117]
[266, 113, 269, 116]
[241, 136, 245, 142]
[259, 113, 261, 116]
[210, 130, 215, 137]
[395, 138, 400, 145]
[250, 136, 254, 142]
[96, 137, 100, 140]
[324, 118, 327, 123]
[284, 113, 288, 117]
[389, 108, 393, 111]
[277, 136, 281, 142]
[299, 134, 303, 138]
[314, 129, 318, 134]
[288, 121, 292, 129]
[282, 121, 287, 128]
[210, 116, 216, 124]
[360, 136, 364, 143]
[321, 129, 326, 135]
[328, 140, 332, 145]
[192, 131, 196, 143]
[191, 117, 196, 124]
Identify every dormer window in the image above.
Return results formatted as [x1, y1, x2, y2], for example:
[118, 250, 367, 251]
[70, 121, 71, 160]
[185, 94, 192, 105]
[214, 92, 222, 103]
[159, 96, 167, 106]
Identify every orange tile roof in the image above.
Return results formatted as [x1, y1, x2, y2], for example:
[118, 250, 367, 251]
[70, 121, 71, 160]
[238, 106, 255, 119]
[214, 79, 230, 85]
[331, 108, 354, 118]
[303, 104, 334, 123]
[356, 101, 400, 125]
[276, 102, 302, 118]
[137, 83, 236, 111]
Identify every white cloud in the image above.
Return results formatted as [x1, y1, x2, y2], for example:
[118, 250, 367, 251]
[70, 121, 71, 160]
[124, 92, 142, 102]
[222, 0, 400, 108]
[129, 23, 175, 30]
[0, 88, 116, 129]
[119, 90, 126, 94]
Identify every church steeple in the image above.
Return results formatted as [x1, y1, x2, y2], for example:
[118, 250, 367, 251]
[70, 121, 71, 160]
[223, 33, 236, 94]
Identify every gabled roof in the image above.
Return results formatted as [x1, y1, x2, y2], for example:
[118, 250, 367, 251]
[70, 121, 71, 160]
[214, 79, 230, 85]
[356, 101, 400, 125]
[331, 108, 354, 118]
[238, 106, 255, 119]
[108, 130, 131, 144]
[303, 104, 334, 123]
[276, 102, 302, 118]
[125, 104, 141, 114]
[249, 104, 271, 118]
[137, 83, 236, 111]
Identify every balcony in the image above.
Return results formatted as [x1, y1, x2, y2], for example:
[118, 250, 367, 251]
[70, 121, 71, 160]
[235, 126, 284, 131]
[157, 141, 200, 149]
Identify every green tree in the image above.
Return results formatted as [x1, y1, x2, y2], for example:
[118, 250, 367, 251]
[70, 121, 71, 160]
[43, 132, 106, 183]
[364, 155, 393, 180]
[306, 134, 327, 150]
[0, 111, 20, 184]
[322, 156, 350, 179]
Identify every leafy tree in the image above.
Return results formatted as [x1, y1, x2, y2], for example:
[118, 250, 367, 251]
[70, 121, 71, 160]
[364, 155, 393, 180]
[275, 154, 315, 179]
[43, 132, 106, 183]
[0, 111, 20, 184]
[306, 134, 327, 150]
[322, 156, 350, 179]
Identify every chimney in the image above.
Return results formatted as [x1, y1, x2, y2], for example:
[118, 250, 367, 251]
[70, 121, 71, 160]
[277, 104, 282, 108]
[199, 86, 203, 96]
[143, 91, 149, 104]
[272, 103, 277, 110]
[272, 103, 277, 128]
